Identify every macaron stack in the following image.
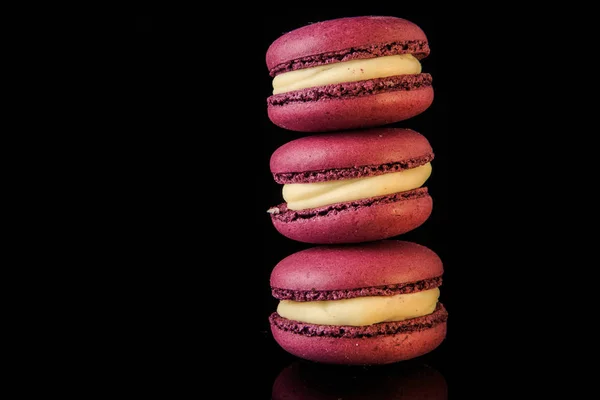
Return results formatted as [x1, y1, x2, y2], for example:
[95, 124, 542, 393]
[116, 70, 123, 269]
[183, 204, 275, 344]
[265, 16, 446, 365]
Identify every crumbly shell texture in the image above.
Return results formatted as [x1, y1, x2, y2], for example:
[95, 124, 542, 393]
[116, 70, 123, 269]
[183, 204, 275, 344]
[273, 154, 433, 184]
[272, 276, 442, 301]
[268, 187, 429, 222]
[269, 40, 430, 76]
[268, 74, 431, 106]
[269, 303, 447, 338]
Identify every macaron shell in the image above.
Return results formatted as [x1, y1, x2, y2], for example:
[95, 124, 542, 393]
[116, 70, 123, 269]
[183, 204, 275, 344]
[267, 16, 428, 72]
[272, 276, 442, 302]
[271, 239, 442, 291]
[270, 321, 446, 365]
[271, 192, 432, 244]
[267, 86, 433, 132]
[270, 127, 433, 175]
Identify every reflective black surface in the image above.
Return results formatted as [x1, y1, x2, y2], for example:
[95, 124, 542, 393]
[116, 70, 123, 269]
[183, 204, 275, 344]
[272, 360, 447, 399]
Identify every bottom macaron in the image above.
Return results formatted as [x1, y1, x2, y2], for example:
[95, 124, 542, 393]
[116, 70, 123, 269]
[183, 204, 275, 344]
[269, 240, 448, 365]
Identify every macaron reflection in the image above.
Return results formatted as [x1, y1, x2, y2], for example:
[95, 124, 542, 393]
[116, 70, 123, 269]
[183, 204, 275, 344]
[272, 360, 447, 400]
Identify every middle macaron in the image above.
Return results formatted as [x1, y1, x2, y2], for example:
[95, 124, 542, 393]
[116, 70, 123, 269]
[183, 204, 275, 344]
[268, 128, 434, 244]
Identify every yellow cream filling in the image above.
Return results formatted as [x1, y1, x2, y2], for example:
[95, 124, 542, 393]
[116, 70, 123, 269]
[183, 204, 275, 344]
[277, 288, 439, 327]
[272, 54, 422, 94]
[283, 163, 431, 211]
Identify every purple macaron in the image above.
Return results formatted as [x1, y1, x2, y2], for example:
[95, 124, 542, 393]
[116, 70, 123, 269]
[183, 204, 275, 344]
[268, 128, 434, 244]
[266, 16, 434, 132]
[269, 241, 448, 365]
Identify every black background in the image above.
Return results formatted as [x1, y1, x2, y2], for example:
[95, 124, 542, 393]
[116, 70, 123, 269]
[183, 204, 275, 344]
[132, 10, 556, 397]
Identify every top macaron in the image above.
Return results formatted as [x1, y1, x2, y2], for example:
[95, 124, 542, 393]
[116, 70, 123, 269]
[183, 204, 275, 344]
[266, 16, 433, 132]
